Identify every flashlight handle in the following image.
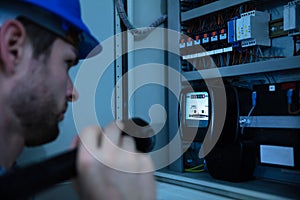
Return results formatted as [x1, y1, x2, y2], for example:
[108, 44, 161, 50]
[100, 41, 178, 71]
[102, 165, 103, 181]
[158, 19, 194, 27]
[0, 148, 77, 199]
[0, 118, 155, 199]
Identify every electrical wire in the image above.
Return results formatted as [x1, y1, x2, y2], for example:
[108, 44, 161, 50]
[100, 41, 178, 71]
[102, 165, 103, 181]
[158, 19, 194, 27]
[184, 164, 205, 173]
[264, 73, 272, 84]
[241, 105, 255, 135]
[226, 53, 230, 66]
[287, 89, 300, 114]
[249, 47, 254, 63]
[251, 54, 286, 59]
[251, 46, 285, 60]
[116, 0, 167, 36]
[288, 104, 300, 114]
[240, 91, 256, 135]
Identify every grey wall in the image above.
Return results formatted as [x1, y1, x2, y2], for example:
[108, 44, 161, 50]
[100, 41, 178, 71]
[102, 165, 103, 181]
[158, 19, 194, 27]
[126, 0, 169, 169]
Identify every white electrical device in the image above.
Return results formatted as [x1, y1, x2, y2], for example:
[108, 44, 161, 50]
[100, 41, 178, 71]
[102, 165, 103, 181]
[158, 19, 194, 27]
[283, 2, 300, 35]
[236, 10, 271, 47]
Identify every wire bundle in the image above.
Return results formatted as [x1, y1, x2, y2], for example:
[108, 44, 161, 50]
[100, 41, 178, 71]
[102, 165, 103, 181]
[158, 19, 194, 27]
[116, 0, 167, 36]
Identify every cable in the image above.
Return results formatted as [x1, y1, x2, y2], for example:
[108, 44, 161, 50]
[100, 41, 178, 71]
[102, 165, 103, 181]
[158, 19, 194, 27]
[288, 104, 300, 114]
[241, 106, 255, 134]
[264, 73, 272, 84]
[116, 0, 167, 36]
[184, 164, 205, 172]
[178, 91, 184, 140]
[252, 46, 285, 60]
[287, 89, 300, 114]
[294, 36, 297, 56]
[251, 54, 286, 59]
[233, 86, 240, 142]
[240, 91, 256, 135]
[184, 145, 205, 173]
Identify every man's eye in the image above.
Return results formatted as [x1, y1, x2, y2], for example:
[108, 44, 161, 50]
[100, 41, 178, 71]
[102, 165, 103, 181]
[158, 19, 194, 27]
[65, 60, 74, 68]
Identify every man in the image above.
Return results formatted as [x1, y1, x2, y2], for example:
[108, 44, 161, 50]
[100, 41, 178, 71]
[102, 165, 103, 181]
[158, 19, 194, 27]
[0, 0, 156, 199]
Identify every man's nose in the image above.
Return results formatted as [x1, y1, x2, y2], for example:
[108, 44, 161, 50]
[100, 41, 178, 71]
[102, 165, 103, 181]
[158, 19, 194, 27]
[66, 77, 79, 102]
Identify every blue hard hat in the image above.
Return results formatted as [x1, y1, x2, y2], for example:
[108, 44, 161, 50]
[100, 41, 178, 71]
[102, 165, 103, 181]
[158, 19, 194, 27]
[20, 0, 102, 59]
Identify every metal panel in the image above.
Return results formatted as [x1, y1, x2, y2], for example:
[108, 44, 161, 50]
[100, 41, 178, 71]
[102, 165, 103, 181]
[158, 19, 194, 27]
[240, 116, 300, 129]
[115, 3, 123, 121]
[126, 0, 135, 120]
[183, 56, 300, 81]
[125, 0, 170, 170]
[181, 0, 251, 22]
[168, 0, 184, 172]
[155, 171, 300, 199]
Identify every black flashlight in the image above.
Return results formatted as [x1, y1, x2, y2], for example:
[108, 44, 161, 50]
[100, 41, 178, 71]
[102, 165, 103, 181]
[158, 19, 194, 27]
[0, 118, 155, 199]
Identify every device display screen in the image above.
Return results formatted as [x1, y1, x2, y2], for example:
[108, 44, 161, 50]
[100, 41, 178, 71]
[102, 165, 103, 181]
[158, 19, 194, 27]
[185, 92, 209, 127]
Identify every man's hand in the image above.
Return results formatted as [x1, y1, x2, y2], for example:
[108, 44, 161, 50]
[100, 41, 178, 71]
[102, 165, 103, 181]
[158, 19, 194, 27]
[75, 122, 156, 200]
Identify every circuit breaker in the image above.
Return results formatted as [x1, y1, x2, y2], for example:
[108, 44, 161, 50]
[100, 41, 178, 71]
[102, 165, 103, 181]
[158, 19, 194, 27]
[284, 2, 300, 35]
[236, 10, 271, 47]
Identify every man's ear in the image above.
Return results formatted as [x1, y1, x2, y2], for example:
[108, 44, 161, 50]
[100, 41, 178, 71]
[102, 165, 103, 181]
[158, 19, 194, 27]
[0, 19, 26, 74]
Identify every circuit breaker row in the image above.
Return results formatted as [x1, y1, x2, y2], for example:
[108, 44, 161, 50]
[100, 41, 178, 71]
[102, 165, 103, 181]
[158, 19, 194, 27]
[179, 1, 300, 69]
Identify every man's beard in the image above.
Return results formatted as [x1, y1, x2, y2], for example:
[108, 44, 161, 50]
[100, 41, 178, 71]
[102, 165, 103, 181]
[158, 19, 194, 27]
[21, 109, 60, 147]
[10, 84, 61, 147]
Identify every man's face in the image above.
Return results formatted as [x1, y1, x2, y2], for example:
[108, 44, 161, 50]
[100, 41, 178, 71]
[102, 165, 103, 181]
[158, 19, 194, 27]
[10, 38, 79, 146]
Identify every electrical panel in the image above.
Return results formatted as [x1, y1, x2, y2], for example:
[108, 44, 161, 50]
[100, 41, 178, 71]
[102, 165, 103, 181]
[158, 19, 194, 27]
[178, 1, 300, 71]
[168, 0, 300, 192]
